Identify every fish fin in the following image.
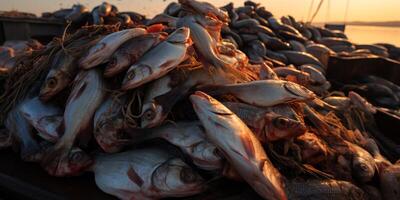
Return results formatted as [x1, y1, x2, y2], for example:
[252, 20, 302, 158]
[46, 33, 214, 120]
[127, 166, 144, 187]
[239, 134, 256, 159]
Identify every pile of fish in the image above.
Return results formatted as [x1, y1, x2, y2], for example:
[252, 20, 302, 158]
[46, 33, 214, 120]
[0, 0, 400, 199]
[41, 2, 146, 28]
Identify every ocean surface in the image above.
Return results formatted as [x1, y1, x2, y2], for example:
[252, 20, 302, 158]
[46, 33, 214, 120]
[345, 25, 400, 46]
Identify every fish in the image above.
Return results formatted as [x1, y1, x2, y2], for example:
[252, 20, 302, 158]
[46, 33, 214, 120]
[190, 91, 287, 200]
[141, 66, 239, 128]
[177, 16, 229, 69]
[297, 64, 327, 85]
[79, 28, 148, 69]
[199, 80, 316, 107]
[19, 97, 63, 143]
[140, 75, 174, 128]
[306, 44, 333, 68]
[40, 37, 101, 101]
[121, 27, 191, 91]
[258, 33, 291, 51]
[286, 179, 367, 200]
[178, 0, 229, 22]
[318, 37, 353, 48]
[39, 50, 78, 101]
[346, 141, 377, 183]
[295, 132, 330, 165]
[348, 91, 377, 114]
[93, 96, 126, 153]
[42, 69, 106, 176]
[278, 51, 323, 67]
[125, 122, 223, 170]
[273, 67, 311, 86]
[104, 33, 166, 77]
[0, 128, 12, 149]
[92, 148, 204, 200]
[379, 163, 400, 200]
[223, 102, 306, 142]
[289, 40, 306, 52]
[5, 106, 43, 162]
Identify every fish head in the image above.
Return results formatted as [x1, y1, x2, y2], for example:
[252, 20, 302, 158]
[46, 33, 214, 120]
[104, 53, 130, 77]
[79, 42, 107, 69]
[167, 27, 191, 44]
[43, 147, 92, 176]
[283, 81, 316, 100]
[191, 142, 223, 170]
[264, 113, 306, 141]
[190, 91, 234, 122]
[352, 156, 375, 182]
[121, 63, 153, 90]
[39, 69, 72, 101]
[141, 102, 165, 128]
[152, 158, 204, 197]
[94, 118, 126, 153]
[98, 2, 112, 16]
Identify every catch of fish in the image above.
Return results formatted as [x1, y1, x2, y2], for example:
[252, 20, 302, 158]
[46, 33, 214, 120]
[0, 0, 400, 199]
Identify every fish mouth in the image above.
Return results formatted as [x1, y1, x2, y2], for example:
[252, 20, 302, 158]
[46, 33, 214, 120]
[39, 91, 53, 102]
[103, 59, 119, 77]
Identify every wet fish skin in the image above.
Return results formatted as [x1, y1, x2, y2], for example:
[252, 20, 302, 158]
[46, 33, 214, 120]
[141, 66, 239, 128]
[347, 142, 376, 183]
[223, 102, 306, 142]
[199, 80, 316, 107]
[42, 69, 106, 176]
[190, 91, 287, 200]
[39, 50, 77, 101]
[126, 122, 223, 170]
[286, 179, 367, 200]
[93, 148, 204, 200]
[79, 28, 148, 69]
[140, 75, 174, 128]
[19, 97, 63, 143]
[121, 27, 191, 90]
[93, 96, 126, 153]
[278, 50, 323, 67]
[104, 33, 166, 77]
[5, 106, 42, 162]
[178, 0, 229, 22]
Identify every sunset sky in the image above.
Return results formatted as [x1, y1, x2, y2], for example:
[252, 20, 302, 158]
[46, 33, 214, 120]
[1, 0, 399, 22]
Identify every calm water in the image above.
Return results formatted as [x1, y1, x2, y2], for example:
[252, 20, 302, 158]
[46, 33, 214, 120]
[345, 25, 400, 46]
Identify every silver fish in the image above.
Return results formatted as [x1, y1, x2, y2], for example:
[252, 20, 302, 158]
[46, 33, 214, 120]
[126, 122, 223, 170]
[347, 142, 376, 183]
[200, 80, 316, 107]
[141, 66, 239, 128]
[104, 33, 166, 77]
[286, 179, 366, 200]
[93, 96, 126, 153]
[121, 27, 191, 90]
[19, 97, 63, 143]
[79, 28, 147, 69]
[273, 67, 311, 86]
[43, 69, 106, 176]
[5, 106, 42, 162]
[297, 64, 327, 85]
[141, 75, 174, 128]
[92, 148, 204, 200]
[223, 102, 306, 142]
[178, 0, 229, 22]
[278, 51, 323, 67]
[190, 91, 287, 200]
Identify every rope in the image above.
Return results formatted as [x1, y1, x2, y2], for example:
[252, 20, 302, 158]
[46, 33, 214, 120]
[309, 0, 324, 24]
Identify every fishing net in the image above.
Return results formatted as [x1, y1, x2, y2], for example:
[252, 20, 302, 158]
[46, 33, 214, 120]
[0, 25, 120, 124]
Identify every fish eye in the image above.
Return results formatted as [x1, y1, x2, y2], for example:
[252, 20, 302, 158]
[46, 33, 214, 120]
[180, 167, 197, 183]
[143, 109, 155, 120]
[47, 78, 57, 88]
[70, 151, 84, 164]
[127, 70, 135, 80]
[273, 117, 288, 128]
